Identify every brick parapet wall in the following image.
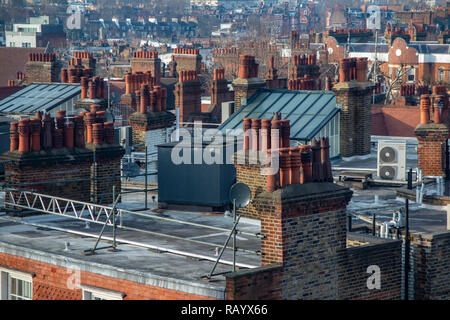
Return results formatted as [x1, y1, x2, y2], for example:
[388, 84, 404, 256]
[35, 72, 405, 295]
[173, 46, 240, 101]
[225, 265, 282, 300]
[411, 231, 450, 300]
[0, 251, 217, 300]
[338, 233, 402, 300]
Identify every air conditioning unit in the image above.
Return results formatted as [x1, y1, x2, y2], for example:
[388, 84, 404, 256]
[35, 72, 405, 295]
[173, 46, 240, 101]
[377, 140, 406, 181]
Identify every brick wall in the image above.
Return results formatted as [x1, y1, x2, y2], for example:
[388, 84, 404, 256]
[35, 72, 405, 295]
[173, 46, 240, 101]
[411, 231, 450, 300]
[0, 252, 216, 300]
[338, 233, 402, 300]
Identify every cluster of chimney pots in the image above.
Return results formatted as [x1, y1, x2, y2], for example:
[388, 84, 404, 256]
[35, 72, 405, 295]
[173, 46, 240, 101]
[213, 68, 225, 81]
[288, 75, 319, 90]
[212, 48, 238, 56]
[28, 53, 56, 63]
[178, 70, 199, 82]
[386, 24, 409, 35]
[419, 86, 449, 125]
[400, 83, 429, 97]
[173, 48, 200, 55]
[291, 53, 317, 66]
[125, 71, 155, 95]
[339, 57, 369, 82]
[238, 55, 259, 79]
[242, 114, 333, 193]
[133, 51, 159, 59]
[9, 105, 115, 153]
[137, 83, 167, 114]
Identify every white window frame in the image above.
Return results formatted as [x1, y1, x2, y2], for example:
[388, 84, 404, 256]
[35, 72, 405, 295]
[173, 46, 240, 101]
[0, 267, 33, 300]
[80, 285, 124, 300]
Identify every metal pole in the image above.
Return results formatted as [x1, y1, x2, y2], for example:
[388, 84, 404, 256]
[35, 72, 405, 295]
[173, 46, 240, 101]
[107, 60, 111, 111]
[373, 29, 378, 105]
[233, 199, 237, 272]
[446, 139, 449, 180]
[93, 149, 97, 216]
[207, 215, 241, 278]
[145, 145, 148, 210]
[112, 185, 116, 250]
[372, 213, 376, 236]
[405, 197, 410, 300]
[404, 168, 412, 300]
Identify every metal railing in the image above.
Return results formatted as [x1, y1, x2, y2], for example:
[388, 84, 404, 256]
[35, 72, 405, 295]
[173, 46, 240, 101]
[2, 189, 262, 269]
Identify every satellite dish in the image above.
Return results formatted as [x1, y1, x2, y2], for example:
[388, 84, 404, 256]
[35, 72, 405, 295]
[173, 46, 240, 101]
[229, 183, 251, 209]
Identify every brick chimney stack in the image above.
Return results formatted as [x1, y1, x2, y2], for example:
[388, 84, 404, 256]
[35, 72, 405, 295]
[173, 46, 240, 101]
[228, 115, 353, 300]
[174, 70, 202, 124]
[415, 94, 449, 177]
[25, 52, 59, 84]
[210, 68, 231, 121]
[232, 55, 266, 112]
[264, 56, 287, 89]
[131, 51, 161, 85]
[289, 53, 320, 81]
[172, 48, 202, 75]
[333, 57, 372, 158]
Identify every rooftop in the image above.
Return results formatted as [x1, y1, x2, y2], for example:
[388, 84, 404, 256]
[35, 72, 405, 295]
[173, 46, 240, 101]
[219, 89, 339, 141]
[0, 83, 81, 115]
[0, 192, 261, 299]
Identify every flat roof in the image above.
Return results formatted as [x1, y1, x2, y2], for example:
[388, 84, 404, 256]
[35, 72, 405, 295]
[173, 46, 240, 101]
[0, 83, 81, 114]
[0, 192, 261, 298]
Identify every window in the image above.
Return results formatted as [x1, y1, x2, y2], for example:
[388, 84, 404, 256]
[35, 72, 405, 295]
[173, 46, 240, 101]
[0, 267, 33, 300]
[407, 67, 415, 82]
[81, 285, 124, 300]
[438, 69, 445, 82]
